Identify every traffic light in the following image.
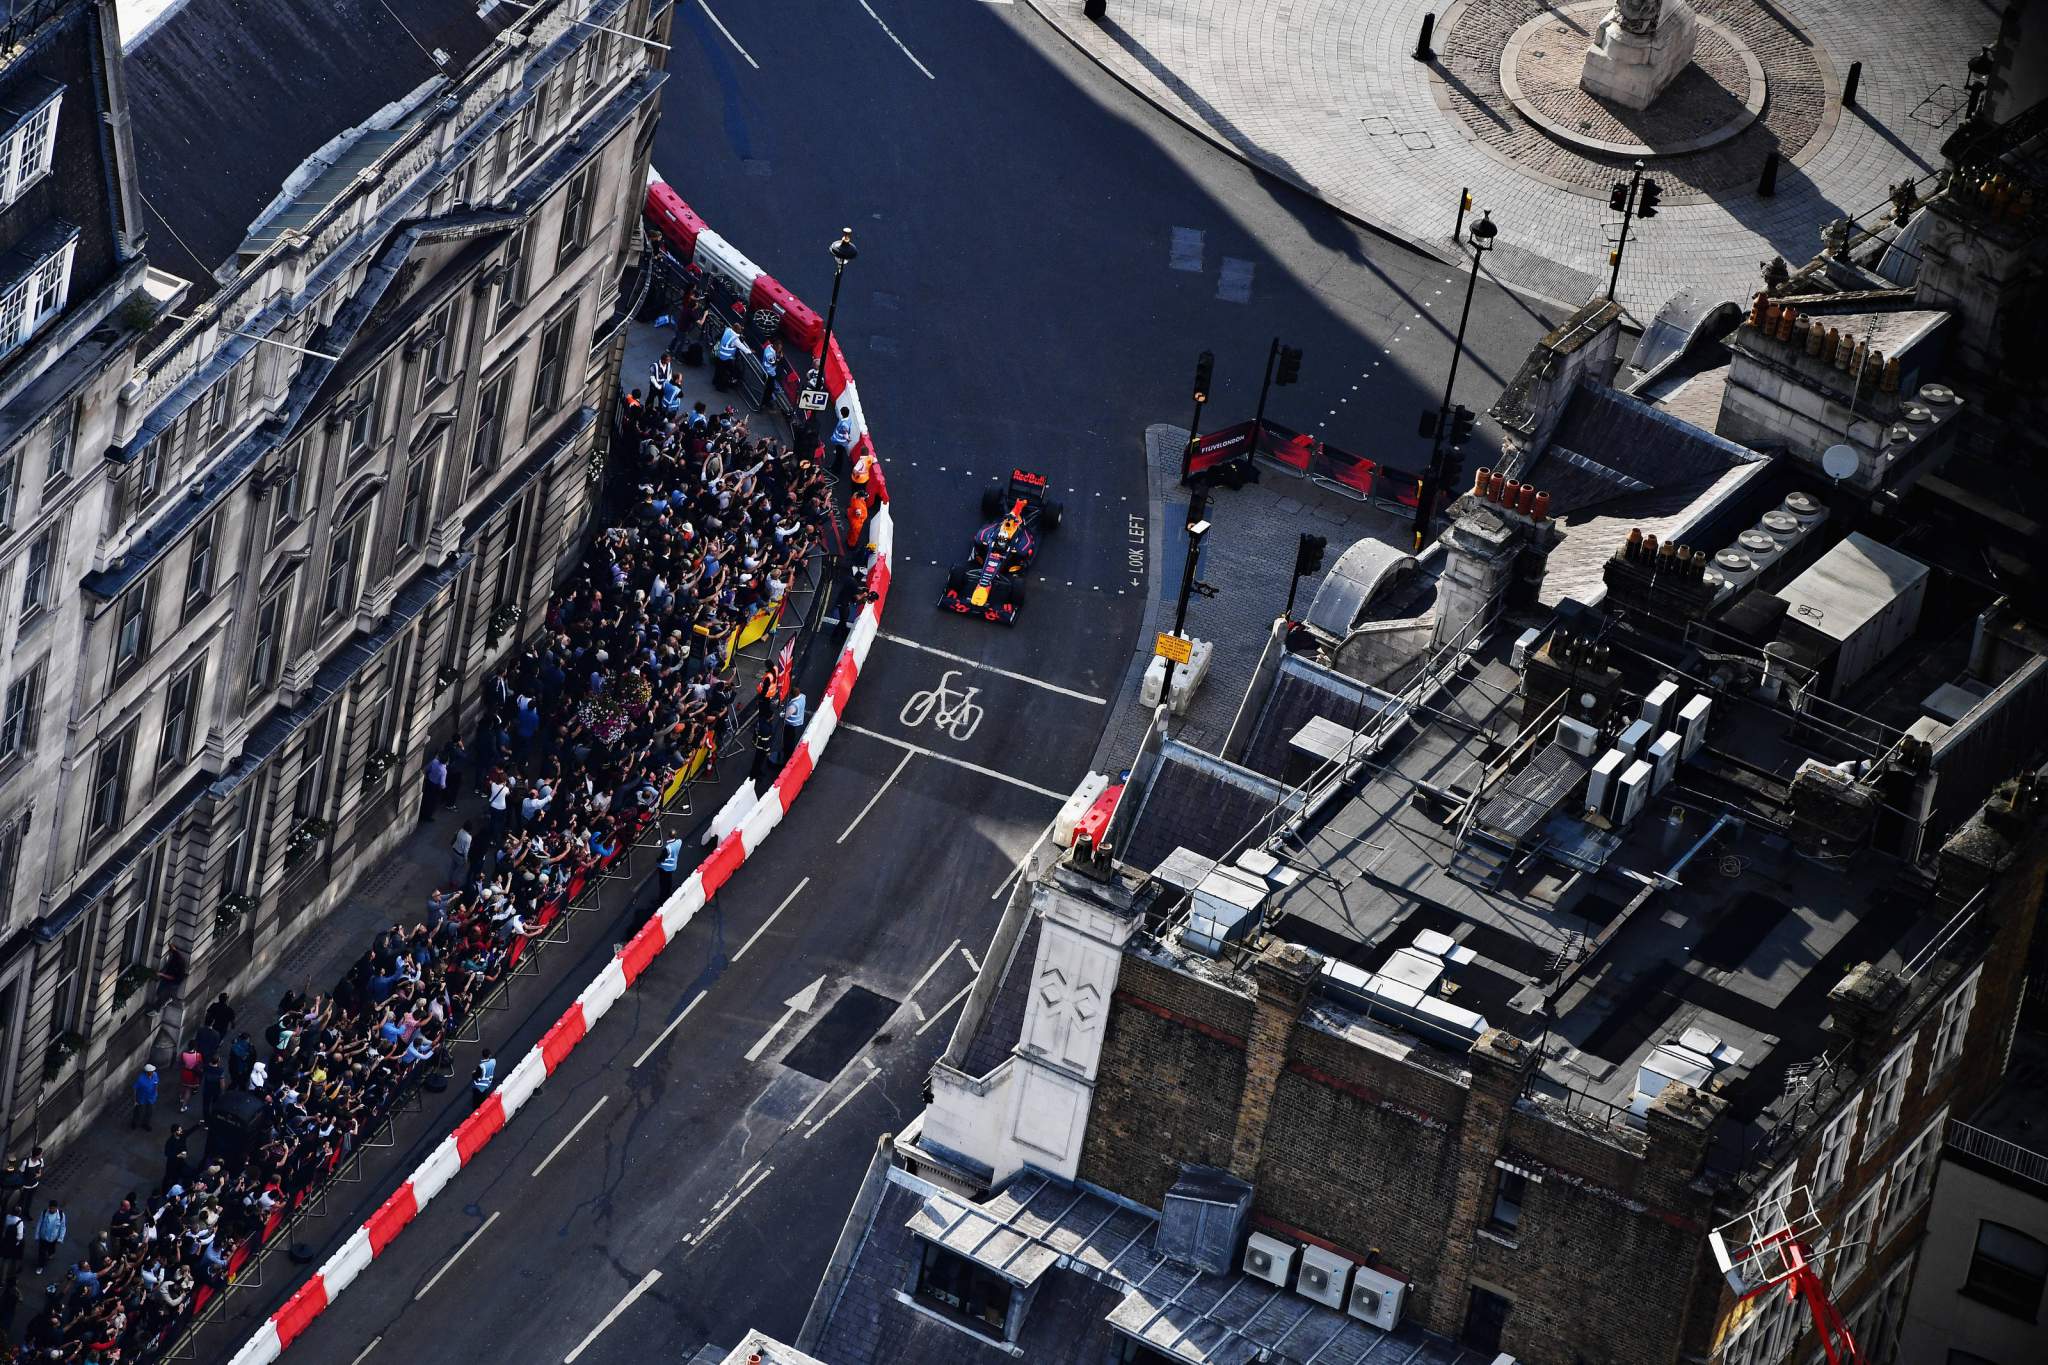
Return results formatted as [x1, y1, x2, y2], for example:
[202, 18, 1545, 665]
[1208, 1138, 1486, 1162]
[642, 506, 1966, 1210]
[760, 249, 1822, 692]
[1461, 189, 1473, 214]
[1637, 179, 1663, 218]
[1193, 350, 1215, 403]
[1294, 532, 1328, 578]
[1609, 180, 1630, 212]
[1276, 345, 1303, 386]
[1448, 404, 1476, 446]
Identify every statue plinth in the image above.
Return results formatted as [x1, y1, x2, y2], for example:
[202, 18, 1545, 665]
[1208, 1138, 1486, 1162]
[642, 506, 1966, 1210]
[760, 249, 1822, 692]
[1581, 0, 1700, 110]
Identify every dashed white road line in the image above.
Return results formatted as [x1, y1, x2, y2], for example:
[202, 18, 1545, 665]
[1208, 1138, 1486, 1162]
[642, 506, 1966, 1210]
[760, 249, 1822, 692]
[413, 1211, 500, 1302]
[960, 946, 982, 974]
[855, 0, 935, 79]
[908, 938, 963, 1000]
[563, 1269, 663, 1364]
[532, 1094, 611, 1178]
[688, 1165, 774, 1246]
[733, 876, 810, 961]
[840, 724, 1068, 800]
[348, 1337, 382, 1365]
[915, 984, 975, 1036]
[803, 1060, 881, 1140]
[695, 0, 760, 69]
[875, 632, 1107, 704]
[837, 752, 912, 844]
[631, 990, 708, 1069]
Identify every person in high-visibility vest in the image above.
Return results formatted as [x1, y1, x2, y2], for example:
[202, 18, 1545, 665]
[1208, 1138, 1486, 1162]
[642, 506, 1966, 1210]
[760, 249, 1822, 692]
[850, 447, 876, 491]
[846, 489, 870, 547]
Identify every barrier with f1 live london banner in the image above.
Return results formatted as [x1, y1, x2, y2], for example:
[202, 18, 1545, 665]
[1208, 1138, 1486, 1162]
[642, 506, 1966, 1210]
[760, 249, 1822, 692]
[1184, 418, 1421, 507]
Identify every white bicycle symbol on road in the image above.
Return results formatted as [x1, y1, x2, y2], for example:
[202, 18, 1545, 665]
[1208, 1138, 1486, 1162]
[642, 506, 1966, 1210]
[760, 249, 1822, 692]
[900, 670, 985, 742]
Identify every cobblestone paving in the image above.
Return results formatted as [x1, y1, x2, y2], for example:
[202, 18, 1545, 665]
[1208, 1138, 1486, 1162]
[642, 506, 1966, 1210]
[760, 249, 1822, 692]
[1504, 4, 1754, 154]
[1442, 0, 1825, 202]
[1024, 0, 1996, 316]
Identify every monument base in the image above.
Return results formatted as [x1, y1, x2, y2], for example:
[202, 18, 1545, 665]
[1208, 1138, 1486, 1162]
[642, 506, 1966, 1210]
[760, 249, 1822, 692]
[1580, 1, 1700, 110]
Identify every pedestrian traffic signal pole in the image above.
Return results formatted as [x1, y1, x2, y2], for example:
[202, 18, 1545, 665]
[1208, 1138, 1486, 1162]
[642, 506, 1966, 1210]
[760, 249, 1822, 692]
[1179, 349, 1215, 484]
[1605, 160, 1661, 302]
[808, 228, 858, 449]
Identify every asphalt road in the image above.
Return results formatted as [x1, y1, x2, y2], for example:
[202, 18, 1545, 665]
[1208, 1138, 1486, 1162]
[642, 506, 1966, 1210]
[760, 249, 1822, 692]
[205, 3, 1558, 1362]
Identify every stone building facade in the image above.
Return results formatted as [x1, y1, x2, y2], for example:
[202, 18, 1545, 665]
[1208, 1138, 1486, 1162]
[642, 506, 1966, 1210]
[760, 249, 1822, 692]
[0, 0, 671, 1156]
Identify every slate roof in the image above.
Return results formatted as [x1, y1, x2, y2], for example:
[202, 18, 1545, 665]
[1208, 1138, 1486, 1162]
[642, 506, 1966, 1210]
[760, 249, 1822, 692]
[1122, 741, 1297, 875]
[1512, 379, 1764, 516]
[811, 1167, 1482, 1365]
[1238, 657, 1388, 781]
[124, 0, 504, 283]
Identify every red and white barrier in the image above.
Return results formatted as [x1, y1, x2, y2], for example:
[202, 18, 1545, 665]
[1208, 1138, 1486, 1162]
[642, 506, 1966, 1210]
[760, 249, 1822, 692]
[227, 188, 894, 1365]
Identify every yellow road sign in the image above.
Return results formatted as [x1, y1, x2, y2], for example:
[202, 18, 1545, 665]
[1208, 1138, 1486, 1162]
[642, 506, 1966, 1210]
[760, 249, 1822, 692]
[1155, 633, 1193, 664]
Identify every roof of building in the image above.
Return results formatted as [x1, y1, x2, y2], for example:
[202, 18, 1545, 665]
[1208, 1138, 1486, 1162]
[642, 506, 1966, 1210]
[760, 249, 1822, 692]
[809, 1165, 1484, 1365]
[123, 0, 504, 285]
[1519, 380, 1765, 516]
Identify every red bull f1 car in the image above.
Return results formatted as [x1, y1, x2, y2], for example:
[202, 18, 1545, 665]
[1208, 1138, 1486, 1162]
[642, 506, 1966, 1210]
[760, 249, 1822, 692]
[941, 469, 1063, 625]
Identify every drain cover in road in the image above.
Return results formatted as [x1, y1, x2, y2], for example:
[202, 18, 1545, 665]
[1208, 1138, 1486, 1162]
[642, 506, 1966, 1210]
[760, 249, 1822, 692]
[781, 986, 898, 1081]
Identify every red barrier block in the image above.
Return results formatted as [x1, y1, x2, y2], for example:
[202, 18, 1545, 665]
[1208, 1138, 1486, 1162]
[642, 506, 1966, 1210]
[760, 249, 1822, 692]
[455, 1095, 506, 1165]
[1074, 784, 1125, 851]
[619, 918, 667, 984]
[824, 337, 852, 397]
[272, 1276, 332, 1348]
[826, 651, 859, 714]
[366, 1184, 420, 1255]
[749, 274, 823, 354]
[539, 1005, 588, 1074]
[645, 181, 705, 258]
[699, 830, 747, 897]
[775, 744, 814, 809]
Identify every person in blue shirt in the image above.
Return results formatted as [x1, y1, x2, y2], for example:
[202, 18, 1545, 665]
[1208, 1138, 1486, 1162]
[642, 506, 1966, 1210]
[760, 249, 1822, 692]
[828, 405, 856, 475]
[657, 835, 684, 902]
[713, 322, 741, 391]
[129, 1064, 158, 1130]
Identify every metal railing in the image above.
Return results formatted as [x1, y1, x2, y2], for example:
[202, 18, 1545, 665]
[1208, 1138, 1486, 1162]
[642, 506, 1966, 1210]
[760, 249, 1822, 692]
[1947, 1118, 2048, 1191]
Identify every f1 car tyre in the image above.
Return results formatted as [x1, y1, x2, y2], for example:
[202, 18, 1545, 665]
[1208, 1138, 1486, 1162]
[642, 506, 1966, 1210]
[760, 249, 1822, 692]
[1008, 579, 1026, 609]
[980, 485, 1005, 520]
[946, 566, 969, 593]
[1041, 499, 1063, 533]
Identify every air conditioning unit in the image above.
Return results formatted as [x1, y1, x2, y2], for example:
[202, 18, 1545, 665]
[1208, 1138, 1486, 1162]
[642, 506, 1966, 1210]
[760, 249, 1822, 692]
[1243, 1231, 1298, 1288]
[1554, 715, 1600, 758]
[1295, 1244, 1353, 1309]
[1346, 1265, 1406, 1331]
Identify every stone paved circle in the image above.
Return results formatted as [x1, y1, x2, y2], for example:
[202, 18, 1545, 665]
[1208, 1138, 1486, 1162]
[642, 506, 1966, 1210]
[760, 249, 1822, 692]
[1438, 0, 1832, 202]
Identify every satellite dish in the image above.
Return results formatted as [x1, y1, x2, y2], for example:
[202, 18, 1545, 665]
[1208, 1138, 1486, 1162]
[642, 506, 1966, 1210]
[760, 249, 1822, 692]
[1821, 444, 1859, 482]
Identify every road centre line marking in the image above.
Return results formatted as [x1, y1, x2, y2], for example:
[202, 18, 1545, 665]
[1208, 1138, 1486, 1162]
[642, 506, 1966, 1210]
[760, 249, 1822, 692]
[413, 1210, 500, 1302]
[908, 938, 963, 1000]
[789, 1082, 833, 1132]
[563, 1269, 663, 1364]
[840, 724, 1068, 801]
[916, 984, 974, 1036]
[960, 946, 981, 974]
[837, 752, 913, 844]
[532, 1094, 610, 1178]
[631, 990, 708, 1069]
[876, 632, 1108, 704]
[348, 1338, 382, 1365]
[695, 0, 760, 69]
[908, 1001, 926, 1021]
[991, 816, 1058, 900]
[855, 0, 936, 79]
[689, 1165, 773, 1246]
[734, 877, 810, 961]
[715, 1160, 764, 1208]
[804, 1061, 881, 1140]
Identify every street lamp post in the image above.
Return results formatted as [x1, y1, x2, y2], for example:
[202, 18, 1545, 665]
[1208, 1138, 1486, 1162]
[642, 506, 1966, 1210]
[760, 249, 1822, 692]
[1411, 210, 1497, 549]
[806, 228, 858, 459]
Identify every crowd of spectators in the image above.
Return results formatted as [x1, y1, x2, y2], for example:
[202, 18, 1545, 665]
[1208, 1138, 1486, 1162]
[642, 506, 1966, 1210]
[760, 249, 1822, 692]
[0, 319, 839, 1363]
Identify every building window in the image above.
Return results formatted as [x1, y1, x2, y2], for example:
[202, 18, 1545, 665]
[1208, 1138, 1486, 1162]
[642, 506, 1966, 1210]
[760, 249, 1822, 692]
[400, 439, 438, 549]
[322, 512, 369, 621]
[418, 302, 457, 403]
[1928, 967, 1981, 1081]
[1834, 1185, 1879, 1287]
[0, 93, 62, 204]
[1, 661, 44, 760]
[47, 919, 88, 1044]
[1461, 1287, 1511, 1355]
[1878, 1107, 1947, 1240]
[18, 527, 54, 621]
[343, 368, 384, 462]
[0, 450, 17, 531]
[248, 583, 289, 695]
[205, 366, 236, 439]
[913, 1241, 1013, 1339]
[1812, 1101, 1860, 1203]
[532, 307, 573, 420]
[160, 657, 204, 771]
[556, 164, 595, 268]
[219, 785, 257, 898]
[1964, 1221, 2047, 1322]
[293, 712, 332, 824]
[520, 71, 556, 158]
[1488, 1168, 1527, 1234]
[137, 424, 170, 510]
[472, 367, 510, 479]
[186, 512, 218, 612]
[45, 398, 77, 482]
[87, 725, 137, 839]
[492, 498, 529, 615]
[0, 806, 30, 913]
[118, 843, 167, 974]
[493, 228, 529, 333]
[112, 576, 154, 677]
[2, 238, 78, 357]
[1867, 1034, 1917, 1147]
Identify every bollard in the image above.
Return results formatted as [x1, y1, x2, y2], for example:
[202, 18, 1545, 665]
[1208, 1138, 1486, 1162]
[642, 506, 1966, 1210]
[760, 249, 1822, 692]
[1758, 150, 1780, 198]
[1414, 14, 1435, 62]
[1843, 60, 1862, 107]
[1083, 0, 1106, 18]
